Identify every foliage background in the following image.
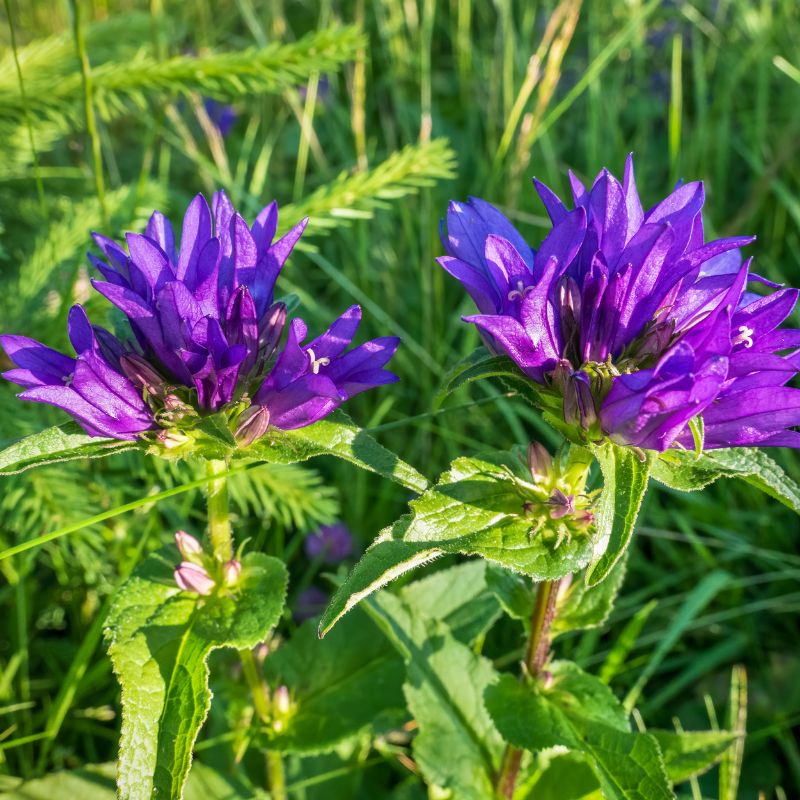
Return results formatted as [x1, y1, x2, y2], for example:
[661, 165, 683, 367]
[0, 0, 798, 796]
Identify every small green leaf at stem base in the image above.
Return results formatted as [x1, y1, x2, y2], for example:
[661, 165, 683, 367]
[105, 547, 287, 800]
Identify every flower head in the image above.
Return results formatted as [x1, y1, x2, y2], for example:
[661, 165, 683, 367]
[2, 192, 399, 443]
[304, 522, 354, 563]
[439, 156, 800, 451]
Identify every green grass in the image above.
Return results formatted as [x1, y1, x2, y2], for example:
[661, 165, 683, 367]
[0, 0, 799, 796]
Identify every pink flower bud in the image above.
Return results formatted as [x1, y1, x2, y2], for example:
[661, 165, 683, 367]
[174, 530, 203, 560]
[119, 354, 166, 397]
[542, 671, 554, 690]
[234, 405, 271, 447]
[224, 559, 242, 586]
[274, 685, 291, 715]
[174, 562, 215, 595]
[157, 429, 191, 449]
[527, 441, 553, 483]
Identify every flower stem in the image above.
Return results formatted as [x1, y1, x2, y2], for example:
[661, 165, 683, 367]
[495, 578, 562, 799]
[206, 459, 233, 563]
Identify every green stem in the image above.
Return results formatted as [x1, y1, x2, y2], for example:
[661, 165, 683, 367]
[495, 578, 562, 800]
[239, 648, 287, 800]
[206, 459, 284, 798]
[206, 459, 233, 562]
[70, 0, 107, 225]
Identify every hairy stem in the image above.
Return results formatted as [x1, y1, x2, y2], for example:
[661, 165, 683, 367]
[206, 459, 233, 562]
[205, 458, 285, 798]
[495, 578, 562, 799]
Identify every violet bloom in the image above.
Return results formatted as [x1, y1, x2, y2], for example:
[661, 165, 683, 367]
[203, 99, 237, 137]
[2, 192, 399, 442]
[294, 585, 328, 622]
[439, 156, 800, 451]
[304, 522, 354, 563]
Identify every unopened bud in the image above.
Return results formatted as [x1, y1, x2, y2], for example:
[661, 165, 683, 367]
[175, 530, 203, 561]
[234, 405, 271, 446]
[157, 429, 191, 449]
[547, 488, 576, 520]
[562, 371, 598, 431]
[274, 685, 291, 716]
[174, 562, 215, 595]
[224, 559, 242, 586]
[259, 302, 287, 360]
[120, 354, 166, 397]
[541, 671, 554, 690]
[527, 442, 553, 484]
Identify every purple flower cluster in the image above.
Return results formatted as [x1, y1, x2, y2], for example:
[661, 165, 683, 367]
[440, 156, 800, 451]
[1, 192, 399, 442]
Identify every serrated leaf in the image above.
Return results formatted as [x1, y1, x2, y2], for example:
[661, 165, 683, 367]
[261, 609, 404, 754]
[241, 410, 429, 493]
[105, 548, 287, 800]
[370, 592, 505, 800]
[399, 560, 501, 644]
[404, 455, 594, 576]
[320, 454, 594, 636]
[587, 444, 652, 587]
[434, 347, 534, 409]
[649, 729, 737, 784]
[653, 447, 800, 514]
[485, 663, 672, 800]
[552, 552, 628, 637]
[0, 422, 138, 476]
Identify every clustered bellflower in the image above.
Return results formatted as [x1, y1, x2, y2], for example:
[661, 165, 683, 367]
[1, 192, 399, 443]
[439, 156, 800, 451]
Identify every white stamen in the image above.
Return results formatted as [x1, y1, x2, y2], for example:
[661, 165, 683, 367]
[733, 324, 754, 349]
[307, 348, 331, 375]
[508, 280, 534, 302]
[62, 373, 74, 387]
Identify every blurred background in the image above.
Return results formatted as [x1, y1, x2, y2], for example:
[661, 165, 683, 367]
[0, 0, 799, 796]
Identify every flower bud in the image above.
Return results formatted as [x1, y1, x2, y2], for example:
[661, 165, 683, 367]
[547, 488, 576, 520]
[274, 685, 291, 716]
[120, 354, 166, 397]
[156, 428, 191, 449]
[234, 405, 271, 447]
[174, 562, 215, 595]
[541, 671, 554, 690]
[259, 302, 287, 361]
[527, 442, 553, 484]
[562, 371, 598, 431]
[224, 559, 242, 587]
[174, 530, 203, 561]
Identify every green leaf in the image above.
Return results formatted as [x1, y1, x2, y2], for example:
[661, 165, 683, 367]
[552, 552, 628, 637]
[485, 564, 535, 623]
[485, 664, 672, 800]
[523, 753, 602, 799]
[587, 444, 653, 587]
[369, 592, 505, 800]
[320, 454, 594, 636]
[105, 548, 287, 800]
[649, 730, 737, 783]
[241, 410, 429, 493]
[2, 761, 252, 800]
[0, 423, 138, 476]
[434, 347, 536, 409]
[404, 455, 594, 577]
[319, 517, 444, 637]
[653, 447, 800, 513]
[262, 608, 404, 754]
[399, 560, 502, 644]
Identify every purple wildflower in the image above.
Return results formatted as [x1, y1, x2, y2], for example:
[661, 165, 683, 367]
[294, 585, 328, 622]
[304, 522, 354, 563]
[203, 99, 237, 137]
[439, 156, 800, 451]
[2, 192, 399, 442]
